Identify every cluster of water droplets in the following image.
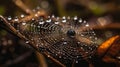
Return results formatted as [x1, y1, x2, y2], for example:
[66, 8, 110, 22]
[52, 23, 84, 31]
[6, 15, 98, 63]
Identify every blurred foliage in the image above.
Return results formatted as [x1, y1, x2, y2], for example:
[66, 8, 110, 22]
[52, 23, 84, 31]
[0, 6, 5, 15]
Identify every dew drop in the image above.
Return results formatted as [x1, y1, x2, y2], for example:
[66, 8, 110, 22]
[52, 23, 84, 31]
[55, 21, 59, 24]
[21, 14, 25, 18]
[75, 61, 78, 63]
[67, 16, 70, 19]
[35, 14, 38, 17]
[85, 24, 89, 27]
[25, 41, 29, 44]
[47, 16, 50, 18]
[86, 52, 88, 53]
[32, 18, 35, 20]
[81, 34, 84, 36]
[56, 17, 59, 20]
[62, 38, 65, 40]
[56, 54, 58, 56]
[38, 25, 40, 28]
[79, 19, 82, 23]
[63, 42, 67, 44]
[36, 44, 39, 47]
[7, 17, 12, 20]
[62, 16, 67, 23]
[59, 56, 62, 58]
[31, 39, 33, 40]
[47, 55, 50, 57]
[83, 20, 86, 23]
[77, 56, 79, 58]
[39, 21, 44, 24]
[14, 18, 19, 21]
[46, 19, 51, 22]
[117, 56, 120, 60]
[89, 36, 92, 38]
[95, 37, 97, 40]
[22, 22, 26, 25]
[62, 16, 66, 19]
[77, 42, 80, 44]
[74, 16, 77, 20]
[62, 19, 66, 23]
[51, 15, 55, 18]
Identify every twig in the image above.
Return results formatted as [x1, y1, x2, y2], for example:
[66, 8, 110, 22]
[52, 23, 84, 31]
[36, 51, 48, 67]
[12, 0, 34, 15]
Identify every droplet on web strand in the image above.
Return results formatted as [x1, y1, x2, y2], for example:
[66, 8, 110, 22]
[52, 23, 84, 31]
[74, 16, 78, 20]
[22, 22, 26, 25]
[21, 14, 25, 18]
[25, 41, 29, 44]
[7, 16, 12, 20]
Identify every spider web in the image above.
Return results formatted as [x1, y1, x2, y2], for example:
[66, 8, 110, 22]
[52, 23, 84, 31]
[7, 16, 98, 62]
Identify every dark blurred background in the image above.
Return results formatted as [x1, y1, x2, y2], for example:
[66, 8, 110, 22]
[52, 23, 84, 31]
[0, 0, 120, 67]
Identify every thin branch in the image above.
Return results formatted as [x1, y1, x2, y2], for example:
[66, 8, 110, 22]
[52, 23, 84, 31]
[12, 0, 34, 15]
[36, 51, 48, 67]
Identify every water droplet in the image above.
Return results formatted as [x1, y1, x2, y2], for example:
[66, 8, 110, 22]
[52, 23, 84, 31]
[47, 55, 50, 57]
[51, 15, 55, 18]
[81, 34, 84, 36]
[95, 37, 97, 40]
[47, 16, 50, 18]
[63, 42, 67, 44]
[89, 36, 92, 38]
[25, 41, 29, 44]
[85, 24, 89, 27]
[79, 19, 82, 23]
[56, 54, 58, 56]
[22, 22, 26, 25]
[62, 16, 66, 23]
[86, 52, 88, 53]
[39, 21, 44, 24]
[59, 56, 62, 58]
[62, 38, 65, 40]
[74, 16, 77, 20]
[38, 25, 40, 28]
[56, 17, 59, 20]
[32, 18, 35, 20]
[77, 42, 80, 44]
[8, 16, 12, 20]
[21, 14, 25, 18]
[67, 16, 70, 19]
[32, 9, 36, 12]
[62, 19, 66, 23]
[46, 19, 51, 22]
[35, 14, 38, 17]
[14, 18, 19, 21]
[117, 56, 120, 60]
[83, 20, 86, 23]
[62, 16, 66, 19]
[55, 21, 59, 24]
[36, 44, 39, 47]
[75, 61, 78, 63]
